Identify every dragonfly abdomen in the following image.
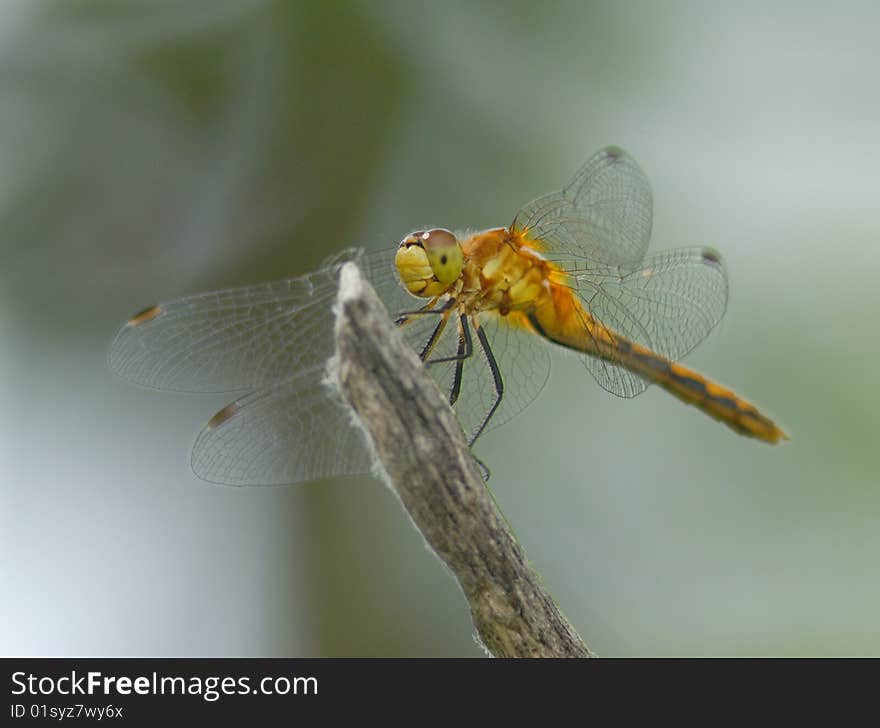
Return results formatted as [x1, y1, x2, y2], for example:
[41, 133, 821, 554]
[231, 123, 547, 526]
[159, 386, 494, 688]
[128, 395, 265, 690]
[626, 350, 788, 444]
[526, 295, 787, 444]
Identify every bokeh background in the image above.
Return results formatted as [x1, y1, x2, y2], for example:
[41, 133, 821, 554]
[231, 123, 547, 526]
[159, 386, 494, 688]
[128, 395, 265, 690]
[2, 0, 878, 656]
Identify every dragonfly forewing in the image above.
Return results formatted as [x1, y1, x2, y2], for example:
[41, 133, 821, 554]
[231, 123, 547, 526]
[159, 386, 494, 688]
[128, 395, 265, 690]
[513, 146, 653, 269]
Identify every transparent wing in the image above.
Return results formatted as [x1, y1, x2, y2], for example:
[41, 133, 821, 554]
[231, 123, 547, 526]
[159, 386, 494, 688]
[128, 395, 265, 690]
[513, 146, 653, 268]
[110, 245, 551, 485]
[566, 246, 728, 397]
[109, 247, 399, 392]
[190, 364, 373, 486]
[187, 303, 550, 486]
[186, 293, 551, 485]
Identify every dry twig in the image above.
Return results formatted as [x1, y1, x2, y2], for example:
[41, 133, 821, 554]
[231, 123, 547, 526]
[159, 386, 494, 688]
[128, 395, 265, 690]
[330, 263, 591, 658]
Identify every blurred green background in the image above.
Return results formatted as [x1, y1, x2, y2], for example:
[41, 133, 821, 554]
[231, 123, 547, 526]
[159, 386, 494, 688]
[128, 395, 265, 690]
[2, 0, 878, 656]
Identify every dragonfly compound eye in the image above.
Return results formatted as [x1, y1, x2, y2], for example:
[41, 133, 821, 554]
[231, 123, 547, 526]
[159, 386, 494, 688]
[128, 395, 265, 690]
[394, 228, 462, 297]
[421, 228, 463, 285]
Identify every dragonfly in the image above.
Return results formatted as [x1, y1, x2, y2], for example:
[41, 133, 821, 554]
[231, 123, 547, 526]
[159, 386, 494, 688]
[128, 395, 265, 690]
[110, 146, 787, 486]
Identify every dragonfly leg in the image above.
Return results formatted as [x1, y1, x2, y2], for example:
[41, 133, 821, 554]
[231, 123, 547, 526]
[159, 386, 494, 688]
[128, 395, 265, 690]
[394, 297, 455, 327]
[426, 313, 473, 366]
[435, 315, 473, 406]
[418, 309, 453, 362]
[472, 453, 491, 482]
[435, 315, 491, 477]
[468, 318, 504, 446]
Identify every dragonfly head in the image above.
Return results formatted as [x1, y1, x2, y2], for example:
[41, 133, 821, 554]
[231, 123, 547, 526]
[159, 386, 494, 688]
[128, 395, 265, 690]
[395, 228, 463, 298]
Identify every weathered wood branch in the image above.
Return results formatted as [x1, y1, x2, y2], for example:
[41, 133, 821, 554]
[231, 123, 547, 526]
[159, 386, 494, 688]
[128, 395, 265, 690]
[330, 262, 592, 658]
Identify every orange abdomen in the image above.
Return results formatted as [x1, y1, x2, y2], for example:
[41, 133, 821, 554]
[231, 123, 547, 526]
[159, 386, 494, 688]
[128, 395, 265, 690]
[527, 281, 788, 444]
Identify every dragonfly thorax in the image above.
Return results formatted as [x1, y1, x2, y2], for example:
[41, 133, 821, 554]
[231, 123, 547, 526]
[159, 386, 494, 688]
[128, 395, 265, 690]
[459, 227, 552, 317]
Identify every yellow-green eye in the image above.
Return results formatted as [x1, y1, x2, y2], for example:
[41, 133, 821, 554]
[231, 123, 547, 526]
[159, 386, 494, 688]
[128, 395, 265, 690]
[421, 228, 463, 284]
